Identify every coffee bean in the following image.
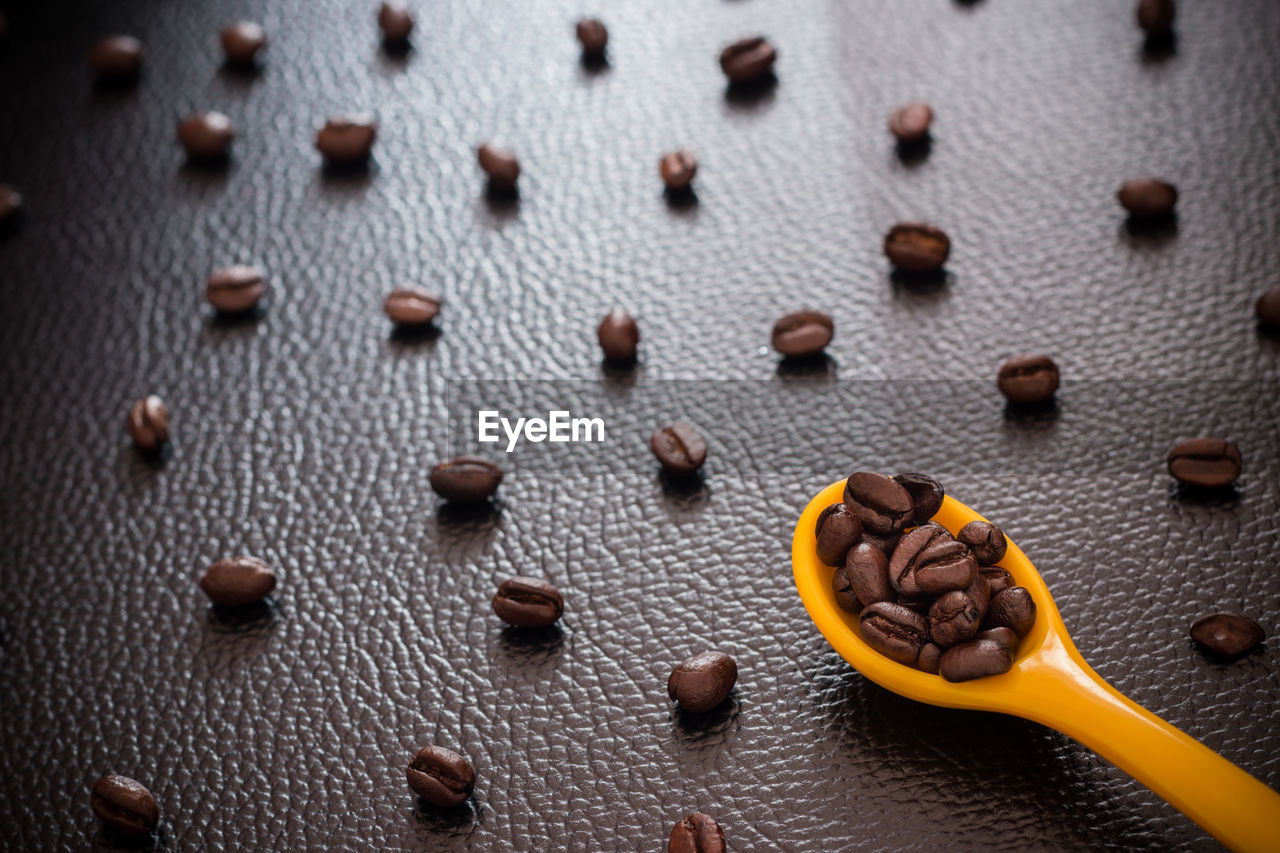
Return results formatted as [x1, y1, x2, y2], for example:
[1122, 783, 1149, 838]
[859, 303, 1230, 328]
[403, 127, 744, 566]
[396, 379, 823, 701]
[575, 18, 608, 54]
[997, 354, 1059, 405]
[1256, 284, 1280, 329]
[669, 813, 725, 853]
[384, 287, 442, 326]
[890, 523, 975, 596]
[1136, 0, 1175, 37]
[0, 184, 22, 226]
[928, 588, 984, 647]
[772, 310, 833, 358]
[492, 576, 563, 628]
[815, 503, 862, 567]
[893, 473, 944, 524]
[986, 586, 1036, 637]
[205, 265, 267, 314]
[979, 565, 1014, 594]
[831, 566, 862, 614]
[719, 36, 776, 84]
[1189, 613, 1264, 660]
[843, 472, 913, 536]
[90, 36, 143, 84]
[1117, 177, 1177, 219]
[858, 601, 930, 666]
[477, 143, 520, 191]
[957, 520, 1007, 565]
[201, 556, 276, 607]
[667, 651, 737, 713]
[916, 642, 943, 674]
[976, 626, 1020, 657]
[378, 2, 415, 43]
[883, 222, 950, 273]
[862, 530, 902, 557]
[597, 309, 639, 362]
[178, 112, 234, 161]
[220, 21, 266, 66]
[1166, 437, 1242, 489]
[429, 457, 503, 503]
[659, 149, 697, 192]
[651, 423, 707, 476]
[407, 745, 475, 807]
[939, 638, 1012, 682]
[315, 116, 377, 165]
[845, 542, 892, 608]
[91, 774, 159, 836]
[888, 103, 932, 144]
[127, 395, 170, 452]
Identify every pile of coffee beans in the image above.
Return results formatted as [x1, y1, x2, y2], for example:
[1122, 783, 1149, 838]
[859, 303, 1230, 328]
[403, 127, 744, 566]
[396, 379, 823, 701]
[821, 472, 1038, 681]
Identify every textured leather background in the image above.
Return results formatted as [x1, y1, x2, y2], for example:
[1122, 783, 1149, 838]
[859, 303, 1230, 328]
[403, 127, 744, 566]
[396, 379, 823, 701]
[1, 0, 1278, 850]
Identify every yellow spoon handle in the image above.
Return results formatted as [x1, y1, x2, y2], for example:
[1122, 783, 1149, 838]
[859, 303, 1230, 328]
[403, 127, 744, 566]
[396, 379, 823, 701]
[1021, 657, 1280, 852]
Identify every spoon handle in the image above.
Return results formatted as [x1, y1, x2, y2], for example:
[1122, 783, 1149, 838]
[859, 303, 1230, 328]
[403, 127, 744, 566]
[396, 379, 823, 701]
[1024, 658, 1280, 852]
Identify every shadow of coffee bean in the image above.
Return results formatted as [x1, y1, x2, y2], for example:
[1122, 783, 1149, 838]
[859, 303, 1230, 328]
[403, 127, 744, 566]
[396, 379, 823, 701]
[723, 73, 778, 110]
[672, 696, 740, 743]
[663, 186, 699, 214]
[389, 323, 441, 352]
[657, 470, 709, 502]
[894, 138, 932, 167]
[1141, 33, 1177, 63]
[1169, 483, 1241, 507]
[776, 352, 837, 380]
[578, 52, 609, 76]
[207, 599, 276, 631]
[413, 798, 477, 835]
[1121, 215, 1178, 247]
[435, 500, 502, 527]
[889, 269, 949, 296]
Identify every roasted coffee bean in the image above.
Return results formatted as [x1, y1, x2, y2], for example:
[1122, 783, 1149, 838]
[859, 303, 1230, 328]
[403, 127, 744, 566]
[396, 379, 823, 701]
[939, 638, 1012, 682]
[91, 774, 159, 836]
[597, 309, 639, 362]
[1256, 284, 1280, 329]
[771, 310, 833, 358]
[659, 149, 697, 192]
[669, 813, 726, 853]
[407, 746, 475, 807]
[957, 520, 1007, 565]
[890, 523, 975, 596]
[477, 143, 520, 191]
[378, 2, 415, 43]
[831, 566, 862, 614]
[888, 103, 933, 144]
[883, 222, 949, 273]
[997, 354, 1059, 405]
[980, 565, 1014, 594]
[90, 36, 144, 83]
[315, 116, 377, 165]
[667, 651, 737, 713]
[858, 601, 930, 666]
[976, 626, 1019, 656]
[1166, 438, 1242, 489]
[1189, 613, 1264, 660]
[178, 112, 234, 161]
[126, 395, 169, 451]
[220, 21, 266, 66]
[201, 555, 276, 607]
[205, 265, 267, 314]
[886, 523, 949, 597]
[384, 288, 442, 326]
[1136, 0, 1175, 37]
[845, 542, 892, 608]
[429, 457, 503, 503]
[815, 503, 862, 566]
[719, 36, 776, 84]
[862, 530, 902, 557]
[929, 588, 984, 647]
[893, 473, 944, 523]
[492, 576, 563, 628]
[916, 642, 943, 674]
[0, 184, 22, 226]
[575, 18, 608, 54]
[1117, 177, 1177, 219]
[843, 472, 913, 536]
[651, 423, 707, 476]
[987, 586, 1036, 637]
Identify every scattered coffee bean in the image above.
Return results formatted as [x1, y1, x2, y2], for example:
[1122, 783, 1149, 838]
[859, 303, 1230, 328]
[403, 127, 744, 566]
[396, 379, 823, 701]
[220, 21, 267, 66]
[888, 103, 933, 144]
[429, 457, 503, 503]
[858, 601, 930, 666]
[201, 556, 276, 607]
[378, 2, 415, 43]
[1256, 284, 1280, 329]
[939, 638, 1012, 682]
[883, 222, 950, 273]
[815, 503, 862, 566]
[771, 310, 833, 358]
[597, 309, 639, 362]
[669, 813, 726, 853]
[845, 541, 892, 608]
[976, 626, 1020, 657]
[205, 265, 267, 314]
[477, 143, 520, 191]
[575, 18, 608, 54]
[178, 112, 235, 161]
[986, 586, 1036, 637]
[1166, 438, 1242, 489]
[1117, 177, 1177, 219]
[91, 774, 159, 836]
[957, 521, 1007, 565]
[90, 36, 144, 84]
[492, 576, 563, 628]
[667, 651, 737, 713]
[384, 287, 442, 326]
[979, 565, 1014, 594]
[0, 184, 22, 226]
[1136, 0, 1175, 37]
[916, 642, 943, 674]
[719, 36, 776, 84]
[893, 473, 944, 524]
[127, 395, 170, 452]
[315, 116, 377, 165]
[407, 745, 475, 807]
[1189, 613, 1264, 660]
[659, 149, 697, 192]
[651, 423, 707, 476]
[831, 565, 862, 614]
[997, 354, 1059, 405]
[843, 472, 913, 536]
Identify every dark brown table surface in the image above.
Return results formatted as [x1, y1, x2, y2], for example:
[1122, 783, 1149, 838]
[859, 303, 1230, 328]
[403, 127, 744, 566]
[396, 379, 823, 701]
[1, 1, 1278, 850]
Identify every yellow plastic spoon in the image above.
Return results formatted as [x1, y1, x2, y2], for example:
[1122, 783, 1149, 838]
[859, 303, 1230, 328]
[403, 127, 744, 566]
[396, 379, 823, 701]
[792, 480, 1280, 853]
